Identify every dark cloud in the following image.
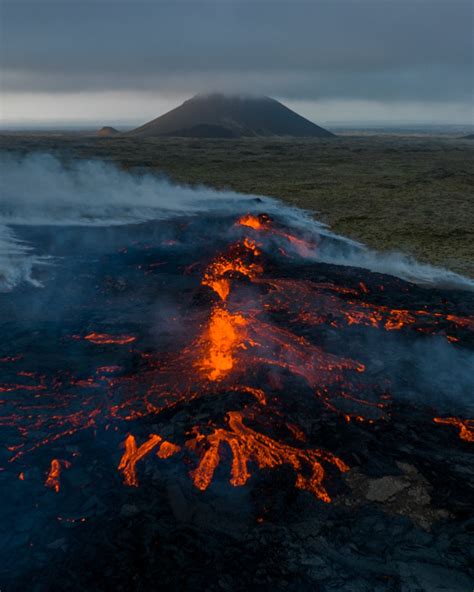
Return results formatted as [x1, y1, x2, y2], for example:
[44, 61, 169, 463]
[1, 0, 472, 102]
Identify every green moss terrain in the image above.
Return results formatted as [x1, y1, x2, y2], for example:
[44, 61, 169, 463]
[1, 134, 473, 276]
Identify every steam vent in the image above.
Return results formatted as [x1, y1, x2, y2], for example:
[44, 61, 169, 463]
[128, 93, 335, 138]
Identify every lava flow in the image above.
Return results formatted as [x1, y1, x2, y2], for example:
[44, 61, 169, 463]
[237, 213, 316, 256]
[44, 458, 71, 493]
[1, 209, 473, 514]
[433, 417, 474, 442]
[202, 238, 263, 301]
[83, 332, 137, 345]
[186, 411, 349, 503]
[197, 306, 249, 381]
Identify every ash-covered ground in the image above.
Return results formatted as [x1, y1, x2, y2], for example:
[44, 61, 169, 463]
[1, 157, 473, 592]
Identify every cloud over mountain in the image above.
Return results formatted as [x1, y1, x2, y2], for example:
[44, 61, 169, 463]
[1, 1, 472, 102]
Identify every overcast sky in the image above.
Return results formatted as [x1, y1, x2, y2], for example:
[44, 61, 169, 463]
[1, 0, 473, 126]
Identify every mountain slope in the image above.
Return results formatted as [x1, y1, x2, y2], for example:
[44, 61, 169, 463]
[128, 94, 334, 138]
[97, 126, 120, 137]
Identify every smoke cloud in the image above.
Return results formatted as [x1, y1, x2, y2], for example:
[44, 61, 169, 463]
[1, 152, 473, 292]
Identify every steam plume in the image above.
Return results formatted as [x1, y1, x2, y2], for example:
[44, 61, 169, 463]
[1, 152, 472, 292]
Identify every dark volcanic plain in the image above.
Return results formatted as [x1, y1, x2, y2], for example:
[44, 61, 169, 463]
[1, 132, 474, 592]
[1, 133, 473, 277]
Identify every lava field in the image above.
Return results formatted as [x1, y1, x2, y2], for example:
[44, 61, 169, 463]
[1, 210, 473, 591]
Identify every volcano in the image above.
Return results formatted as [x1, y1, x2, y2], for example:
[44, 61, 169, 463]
[128, 93, 334, 138]
[96, 126, 120, 137]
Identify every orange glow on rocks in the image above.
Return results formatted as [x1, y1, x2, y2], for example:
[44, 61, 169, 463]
[433, 417, 474, 442]
[236, 213, 316, 255]
[242, 237, 261, 255]
[202, 240, 263, 301]
[237, 214, 266, 230]
[186, 412, 349, 502]
[118, 434, 162, 486]
[204, 276, 232, 302]
[84, 333, 136, 345]
[198, 306, 248, 381]
[45, 459, 71, 493]
[157, 441, 181, 459]
[4, 210, 474, 514]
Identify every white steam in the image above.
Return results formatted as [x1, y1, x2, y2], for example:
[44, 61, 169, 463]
[314, 238, 474, 290]
[0, 152, 473, 292]
[0, 224, 49, 290]
[0, 152, 260, 290]
[0, 152, 259, 227]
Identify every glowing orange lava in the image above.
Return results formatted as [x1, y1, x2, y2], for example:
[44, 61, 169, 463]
[202, 240, 263, 301]
[198, 306, 248, 381]
[433, 417, 474, 442]
[157, 441, 181, 459]
[186, 411, 349, 502]
[237, 214, 266, 230]
[236, 214, 315, 255]
[84, 333, 136, 345]
[5, 210, 474, 508]
[118, 433, 163, 486]
[45, 458, 71, 493]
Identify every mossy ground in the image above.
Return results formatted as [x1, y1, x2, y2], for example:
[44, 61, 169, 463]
[1, 133, 473, 276]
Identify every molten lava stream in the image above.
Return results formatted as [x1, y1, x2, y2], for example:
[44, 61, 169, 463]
[201, 238, 263, 302]
[7, 210, 472, 504]
[118, 433, 163, 486]
[197, 305, 249, 381]
[118, 433, 181, 486]
[258, 277, 474, 341]
[236, 213, 316, 256]
[83, 332, 136, 345]
[117, 414, 348, 502]
[186, 411, 349, 503]
[433, 417, 474, 442]
[45, 458, 71, 493]
[237, 214, 268, 230]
